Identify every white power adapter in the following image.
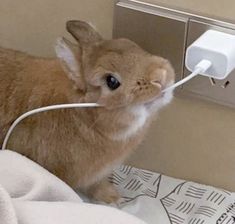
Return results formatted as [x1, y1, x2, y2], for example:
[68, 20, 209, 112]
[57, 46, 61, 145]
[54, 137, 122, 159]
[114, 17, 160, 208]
[164, 29, 235, 92]
[186, 30, 235, 79]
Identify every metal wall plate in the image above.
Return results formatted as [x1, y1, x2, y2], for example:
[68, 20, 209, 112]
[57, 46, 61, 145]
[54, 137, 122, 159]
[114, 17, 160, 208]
[113, 0, 235, 108]
[183, 20, 235, 107]
[113, 1, 188, 81]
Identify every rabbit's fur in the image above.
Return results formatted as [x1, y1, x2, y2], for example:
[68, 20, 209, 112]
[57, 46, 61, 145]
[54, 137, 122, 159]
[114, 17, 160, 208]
[0, 21, 175, 203]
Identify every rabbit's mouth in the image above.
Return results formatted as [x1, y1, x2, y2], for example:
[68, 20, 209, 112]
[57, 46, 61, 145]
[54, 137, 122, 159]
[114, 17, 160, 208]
[144, 96, 161, 109]
[144, 89, 173, 111]
[144, 91, 165, 105]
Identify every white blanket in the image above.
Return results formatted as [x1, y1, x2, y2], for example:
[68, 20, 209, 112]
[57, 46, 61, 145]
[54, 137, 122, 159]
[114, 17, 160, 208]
[0, 150, 145, 224]
[1, 150, 235, 224]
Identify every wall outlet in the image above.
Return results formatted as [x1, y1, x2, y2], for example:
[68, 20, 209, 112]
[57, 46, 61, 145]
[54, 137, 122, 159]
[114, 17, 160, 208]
[113, 0, 235, 108]
[183, 20, 235, 107]
[113, 0, 188, 82]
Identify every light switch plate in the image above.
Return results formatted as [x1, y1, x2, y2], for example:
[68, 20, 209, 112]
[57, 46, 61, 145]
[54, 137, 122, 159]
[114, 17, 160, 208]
[113, 0, 235, 108]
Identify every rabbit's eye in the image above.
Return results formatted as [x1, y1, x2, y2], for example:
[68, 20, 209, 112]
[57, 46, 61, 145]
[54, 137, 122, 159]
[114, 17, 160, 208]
[106, 74, 120, 90]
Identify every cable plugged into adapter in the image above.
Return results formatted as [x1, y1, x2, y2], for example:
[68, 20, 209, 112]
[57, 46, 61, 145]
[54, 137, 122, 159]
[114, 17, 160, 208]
[163, 29, 235, 92]
[186, 30, 235, 79]
[163, 59, 212, 92]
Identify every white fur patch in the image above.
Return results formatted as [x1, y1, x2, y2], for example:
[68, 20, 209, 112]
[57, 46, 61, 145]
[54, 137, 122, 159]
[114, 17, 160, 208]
[111, 87, 174, 141]
[147, 81, 174, 113]
[112, 106, 149, 141]
[150, 89, 174, 112]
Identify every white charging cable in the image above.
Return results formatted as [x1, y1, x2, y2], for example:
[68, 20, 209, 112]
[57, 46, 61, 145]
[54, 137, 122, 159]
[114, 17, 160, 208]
[1, 59, 212, 150]
[1, 103, 100, 150]
[163, 59, 212, 93]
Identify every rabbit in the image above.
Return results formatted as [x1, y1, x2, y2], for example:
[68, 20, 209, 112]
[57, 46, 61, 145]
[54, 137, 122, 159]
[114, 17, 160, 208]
[0, 20, 175, 203]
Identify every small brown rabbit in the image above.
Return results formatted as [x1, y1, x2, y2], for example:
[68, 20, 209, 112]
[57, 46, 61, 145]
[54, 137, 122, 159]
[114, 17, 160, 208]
[0, 20, 175, 203]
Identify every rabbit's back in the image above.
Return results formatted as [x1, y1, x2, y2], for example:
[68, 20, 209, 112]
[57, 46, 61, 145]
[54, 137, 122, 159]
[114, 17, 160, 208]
[0, 47, 135, 189]
[0, 47, 72, 145]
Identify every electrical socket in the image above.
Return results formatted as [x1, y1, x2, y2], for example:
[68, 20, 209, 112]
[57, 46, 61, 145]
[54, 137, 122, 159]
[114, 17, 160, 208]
[113, 0, 235, 108]
[183, 20, 235, 107]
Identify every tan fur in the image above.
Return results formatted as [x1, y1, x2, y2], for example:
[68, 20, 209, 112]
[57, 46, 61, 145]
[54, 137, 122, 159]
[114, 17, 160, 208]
[0, 21, 175, 203]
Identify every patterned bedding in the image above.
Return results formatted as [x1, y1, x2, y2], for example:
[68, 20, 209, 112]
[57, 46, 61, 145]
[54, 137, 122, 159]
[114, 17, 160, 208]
[111, 165, 235, 224]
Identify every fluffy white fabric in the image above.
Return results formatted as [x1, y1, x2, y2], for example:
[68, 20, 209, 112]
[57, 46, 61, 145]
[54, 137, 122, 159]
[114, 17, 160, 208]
[2, 150, 233, 224]
[0, 150, 145, 224]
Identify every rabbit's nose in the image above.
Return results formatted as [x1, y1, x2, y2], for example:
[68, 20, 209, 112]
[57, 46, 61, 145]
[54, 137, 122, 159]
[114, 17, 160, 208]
[150, 69, 167, 88]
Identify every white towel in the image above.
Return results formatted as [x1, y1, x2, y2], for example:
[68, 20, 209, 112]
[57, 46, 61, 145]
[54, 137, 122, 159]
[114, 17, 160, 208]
[0, 150, 145, 224]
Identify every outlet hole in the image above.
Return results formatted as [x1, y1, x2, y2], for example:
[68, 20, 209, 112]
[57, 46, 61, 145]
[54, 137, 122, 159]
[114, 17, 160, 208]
[222, 80, 230, 88]
[209, 77, 216, 86]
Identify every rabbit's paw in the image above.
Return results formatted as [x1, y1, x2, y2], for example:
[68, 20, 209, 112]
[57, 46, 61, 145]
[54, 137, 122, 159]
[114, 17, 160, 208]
[86, 179, 120, 204]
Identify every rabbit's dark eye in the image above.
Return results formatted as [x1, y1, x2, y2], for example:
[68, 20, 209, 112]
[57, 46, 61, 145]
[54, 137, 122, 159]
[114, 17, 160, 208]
[106, 74, 120, 90]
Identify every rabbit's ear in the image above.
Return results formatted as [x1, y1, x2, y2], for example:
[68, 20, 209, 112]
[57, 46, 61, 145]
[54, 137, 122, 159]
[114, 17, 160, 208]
[66, 20, 103, 46]
[55, 37, 86, 91]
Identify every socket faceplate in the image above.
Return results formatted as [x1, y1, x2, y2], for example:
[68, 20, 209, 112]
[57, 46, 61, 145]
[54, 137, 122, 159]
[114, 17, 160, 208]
[183, 20, 235, 107]
[113, 0, 235, 108]
[113, 1, 188, 81]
